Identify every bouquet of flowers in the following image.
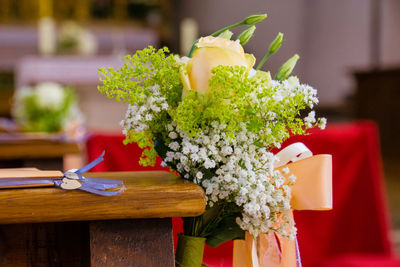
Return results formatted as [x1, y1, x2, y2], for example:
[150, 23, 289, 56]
[58, 21, 98, 55]
[13, 82, 84, 135]
[98, 14, 326, 266]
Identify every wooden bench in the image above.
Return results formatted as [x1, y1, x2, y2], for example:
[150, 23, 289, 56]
[0, 171, 205, 266]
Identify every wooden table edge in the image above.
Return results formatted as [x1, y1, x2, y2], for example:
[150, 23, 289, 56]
[0, 171, 206, 224]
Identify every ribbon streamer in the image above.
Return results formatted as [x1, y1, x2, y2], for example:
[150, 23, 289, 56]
[233, 142, 332, 267]
[54, 151, 125, 196]
[0, 151, 124, 196]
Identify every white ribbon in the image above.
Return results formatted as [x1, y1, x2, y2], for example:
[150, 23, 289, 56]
[252, 238, 260, 267]
[274, 142, 313, 168]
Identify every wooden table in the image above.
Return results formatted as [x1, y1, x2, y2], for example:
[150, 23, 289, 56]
[0, 171, 205, 266]
[0, 137, 82, 171]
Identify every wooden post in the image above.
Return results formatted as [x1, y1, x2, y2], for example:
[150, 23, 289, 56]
[75, 0, 89, 21]
[114, 0, 127, 21]
[90, 219, 174, 267]
[0, 0, 10, 22]
[38, 0, 53, 18]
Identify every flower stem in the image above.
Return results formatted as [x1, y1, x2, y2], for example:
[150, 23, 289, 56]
[256, 32, 284, 70]
[188, 14, 267, 57]
[256, 52, 271, 70]
[210, 22, 243, 37]
[188, 22, 243, 58]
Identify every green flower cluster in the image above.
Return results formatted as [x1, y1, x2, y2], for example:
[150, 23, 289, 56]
[98, 13, 327, 251]
[13, 83, 77, 133]
[98, 46, 183, 165]
[99, 45, 324, 165]
[98, 46, 182, 108]
[173, 65, 322, 149]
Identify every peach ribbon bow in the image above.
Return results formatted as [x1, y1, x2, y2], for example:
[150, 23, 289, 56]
[233, 142, 332, 267]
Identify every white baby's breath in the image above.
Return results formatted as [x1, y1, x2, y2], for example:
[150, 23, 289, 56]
[161, 121, 296, 238]
[120, 85, 168, 134]
[119, 78, 325, 240]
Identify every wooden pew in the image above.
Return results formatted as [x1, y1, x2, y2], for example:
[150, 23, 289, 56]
[0, 171, 205, 266]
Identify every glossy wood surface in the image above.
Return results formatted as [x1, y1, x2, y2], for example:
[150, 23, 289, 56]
[0, 171, 205, 224]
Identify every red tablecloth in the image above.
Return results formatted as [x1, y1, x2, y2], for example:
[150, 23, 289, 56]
[319, 255, 400, 267]
[285, 121, 393, 266]
[86, 121, 394, 266]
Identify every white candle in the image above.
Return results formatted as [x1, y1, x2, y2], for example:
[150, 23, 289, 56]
[180, 18, 198, 56]
[38, 16, 56, 56]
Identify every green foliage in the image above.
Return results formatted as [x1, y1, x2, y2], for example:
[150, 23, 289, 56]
[172, 65, 314, 148]
[98, 46, 183, 107]
[171, 89, 205, 137]
[256, 32, 284, 70]
[98, 46, 184, 165]
[218, 30, 234, 40]
[16, 87, 75, 133]
[189, 14, 267, 57]
[124, 129, 157, 166]
[97, 14, 325, 247]
[99, 46, 320, 164]
[205, 215, 245, 247]
[182, 202, 245, 246]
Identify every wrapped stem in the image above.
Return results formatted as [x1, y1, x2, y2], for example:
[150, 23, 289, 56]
[175, 234, 206, 267]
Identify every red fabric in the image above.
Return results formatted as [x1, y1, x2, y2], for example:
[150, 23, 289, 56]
[319, 255, 400, 267]
[287, 121, 393, 266]
[86, 133, 166, 172]
[85, 121, 393, 267]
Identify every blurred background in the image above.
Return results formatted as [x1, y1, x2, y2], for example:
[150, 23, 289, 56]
[0, 0, 399, 266]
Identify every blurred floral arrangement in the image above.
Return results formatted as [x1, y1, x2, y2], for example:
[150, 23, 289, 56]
[13, 82, 84, 136]
[58, 21, 98, 55]
[99, 13, 326, 266]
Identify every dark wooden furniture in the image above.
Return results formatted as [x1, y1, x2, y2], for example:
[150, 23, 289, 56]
[0, 139, 80, 160]
[354, 68, 400, 157]
[0, 136, 82, 171]
[0, 171, 205, 266]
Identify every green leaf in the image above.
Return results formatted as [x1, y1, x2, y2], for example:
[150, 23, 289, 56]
[218, 30, 234, 40]
[153, 136, 169, 159]
[206, 215, 245, 247]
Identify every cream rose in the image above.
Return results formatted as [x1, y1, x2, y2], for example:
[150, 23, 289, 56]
[181, 36, 255, 95]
